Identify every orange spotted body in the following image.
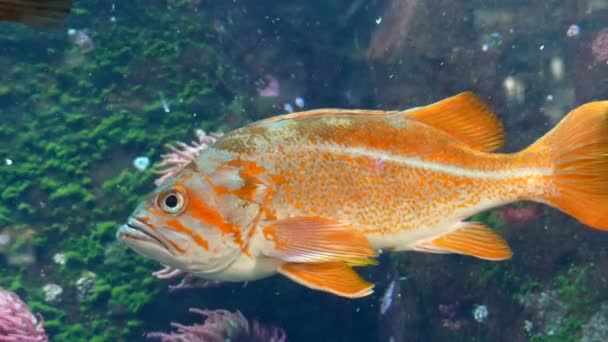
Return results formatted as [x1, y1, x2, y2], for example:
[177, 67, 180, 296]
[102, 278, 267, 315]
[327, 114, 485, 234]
[117, 93, 608, 298]
[237, 117, 547, 251]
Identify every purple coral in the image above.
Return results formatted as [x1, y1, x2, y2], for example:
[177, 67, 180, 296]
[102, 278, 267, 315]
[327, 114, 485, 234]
[438, 303, 468, 331]
[147, 308, 287, 342]
[154, 129, 222, 186]
[0, 288, 48, 342]
[591, 28, 608, 63]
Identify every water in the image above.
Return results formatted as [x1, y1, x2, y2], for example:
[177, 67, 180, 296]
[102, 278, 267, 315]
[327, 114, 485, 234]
[0, 1, 607, 341]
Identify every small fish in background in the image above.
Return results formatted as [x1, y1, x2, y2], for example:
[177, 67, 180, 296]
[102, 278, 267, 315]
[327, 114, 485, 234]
[378, 270, 406, 342]
[0, 0, 72, 27]
[117, 92, 608, 298]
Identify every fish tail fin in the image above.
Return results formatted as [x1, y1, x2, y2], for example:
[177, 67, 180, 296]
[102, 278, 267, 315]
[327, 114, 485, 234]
[524, 101, 608, 230]
[0, 0, 71, 27]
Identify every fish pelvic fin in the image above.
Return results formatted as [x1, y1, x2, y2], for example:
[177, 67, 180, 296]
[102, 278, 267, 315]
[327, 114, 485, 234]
[416, 222, 513, 260]
[524, 100, 608, 230]
[278, 262, 374, 298]
[405, 92, 505, 152]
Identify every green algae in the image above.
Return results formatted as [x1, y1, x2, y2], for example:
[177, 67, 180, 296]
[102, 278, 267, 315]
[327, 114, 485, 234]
[0, 1, 234, 340]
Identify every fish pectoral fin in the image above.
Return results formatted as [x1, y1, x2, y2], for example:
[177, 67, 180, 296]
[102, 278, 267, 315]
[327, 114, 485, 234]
[260, 217, 378, 266]
[405, 92, 505, 152]
[416, 222, 513, 260]
[278, 262, 374, 298]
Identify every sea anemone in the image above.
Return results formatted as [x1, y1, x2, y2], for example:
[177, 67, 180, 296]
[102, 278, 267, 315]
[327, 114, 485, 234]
[154, 129, 222, 186]
[0, 288, 48, 342]
[147, 308, 287, 342]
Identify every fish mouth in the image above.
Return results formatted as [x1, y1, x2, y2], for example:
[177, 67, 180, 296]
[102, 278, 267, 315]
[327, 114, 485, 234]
[117, 217, 175, 256]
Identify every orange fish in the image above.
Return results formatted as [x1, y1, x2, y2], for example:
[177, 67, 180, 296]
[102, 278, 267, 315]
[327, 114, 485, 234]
[0, 0, 71, 27]
[117, 92, 608, 298]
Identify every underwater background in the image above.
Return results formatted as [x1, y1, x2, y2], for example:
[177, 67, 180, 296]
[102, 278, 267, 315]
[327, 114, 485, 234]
[1, 0, 608, 341]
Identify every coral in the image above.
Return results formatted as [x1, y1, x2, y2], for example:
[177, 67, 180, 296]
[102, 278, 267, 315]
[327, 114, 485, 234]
[0, 288, 48, 342]
[591, 28, 608, 63]
[580, 302, 608, 342]
[146, 308, 287, 342]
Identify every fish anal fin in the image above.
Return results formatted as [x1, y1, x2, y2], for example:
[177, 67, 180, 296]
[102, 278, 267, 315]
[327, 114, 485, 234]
[417, 222, 513, 260]
[278, 262, 374, 298]
[261, 217, 377, 266]
[406, 92, 505, 151]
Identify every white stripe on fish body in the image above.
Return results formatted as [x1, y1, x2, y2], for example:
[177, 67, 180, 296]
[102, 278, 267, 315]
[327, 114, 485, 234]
[315, 144, 553, 181]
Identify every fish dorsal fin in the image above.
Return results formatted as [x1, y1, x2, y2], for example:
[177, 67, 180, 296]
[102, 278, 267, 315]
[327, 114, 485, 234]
[416, 222, 513, 260]
[405, 92, 505, 151]
[278, 262, 374, 298]
[252, 108, 399, 126]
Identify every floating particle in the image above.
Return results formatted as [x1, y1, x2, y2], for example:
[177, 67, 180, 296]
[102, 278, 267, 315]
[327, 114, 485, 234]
[294, 97, 305, 108]
[480, 32, 503, 52]
[481, 32, 503, 52]
[4, 158, 12, 165]
[566, 24, 580, 37]
[283, 103, 294, 113]
[473, 305, 489, 323]
[376, 17, 382, 25]
[133, 156, 150, 171]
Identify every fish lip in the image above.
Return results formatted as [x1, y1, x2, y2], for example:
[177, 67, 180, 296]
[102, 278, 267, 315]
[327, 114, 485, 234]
[119, 218, 175, 256]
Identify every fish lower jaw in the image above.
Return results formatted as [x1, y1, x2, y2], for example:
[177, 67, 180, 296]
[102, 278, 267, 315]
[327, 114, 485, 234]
[117, 225, 174, 256]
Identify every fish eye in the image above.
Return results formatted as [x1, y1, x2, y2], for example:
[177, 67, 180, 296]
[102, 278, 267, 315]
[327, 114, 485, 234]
[157, 186, 186, 215]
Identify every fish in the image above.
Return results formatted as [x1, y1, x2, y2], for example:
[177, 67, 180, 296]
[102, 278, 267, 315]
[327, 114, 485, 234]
[0, 0, 71, 27]
[117, 92, 608, 298]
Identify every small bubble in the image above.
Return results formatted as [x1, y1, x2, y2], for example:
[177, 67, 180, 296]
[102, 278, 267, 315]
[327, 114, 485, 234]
[4, 158, 12, 165]
[539, 45, 545, 50]
[375, 17, 382, 25]
[566, 24, 580, 37]
[283, 103, 294, 113]
[480, 32, 503, 52]
[133, 156, 150, 171]
[294, 97, 305, 108]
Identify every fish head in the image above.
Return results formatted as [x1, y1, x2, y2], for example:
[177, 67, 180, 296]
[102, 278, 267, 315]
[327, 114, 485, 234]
[117, 163, 255, 276]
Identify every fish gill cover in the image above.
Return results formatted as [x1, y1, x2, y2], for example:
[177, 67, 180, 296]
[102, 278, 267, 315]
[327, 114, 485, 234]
[0, 0, 607, 341]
